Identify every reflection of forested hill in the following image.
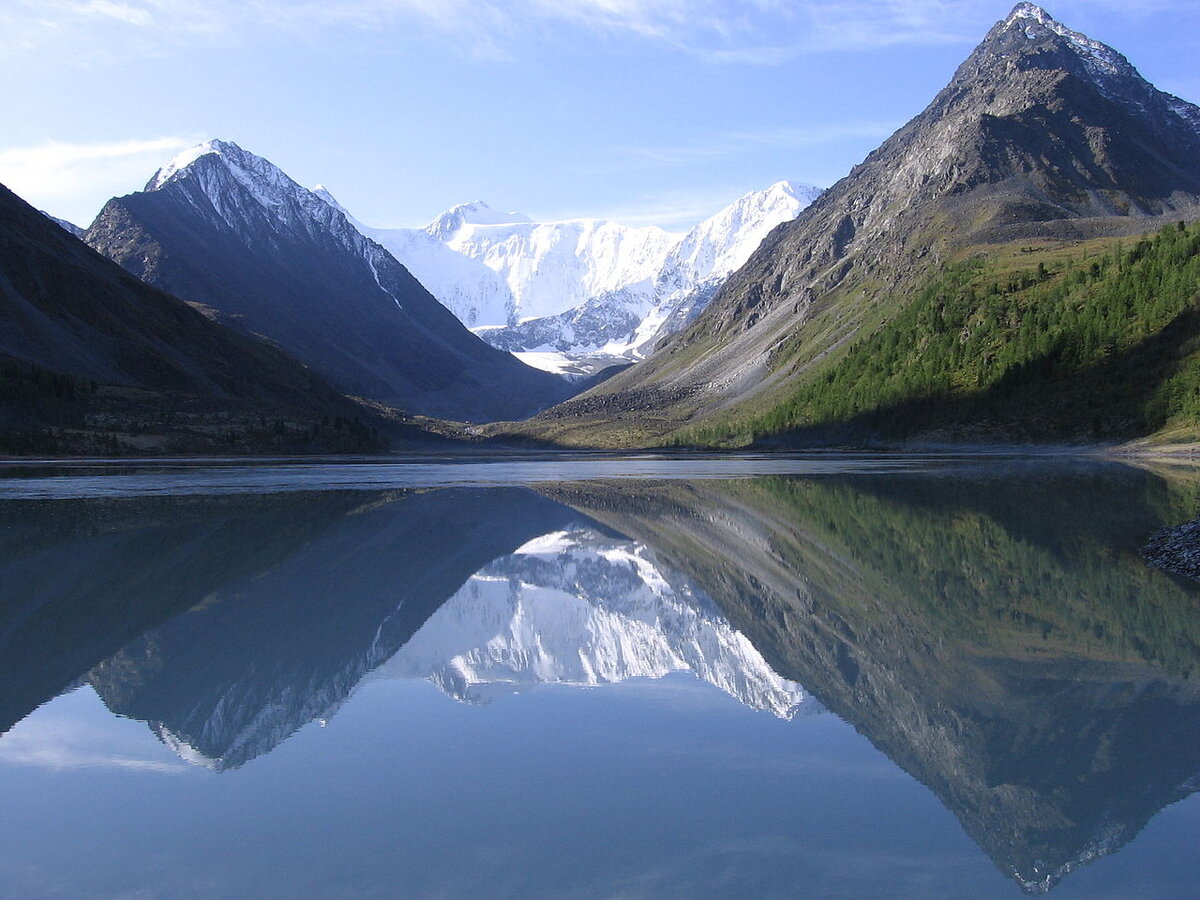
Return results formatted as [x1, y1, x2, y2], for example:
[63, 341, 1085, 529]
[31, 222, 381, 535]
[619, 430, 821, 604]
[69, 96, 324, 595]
[0, 492, 369, 734]
[543, 465, 1200, 894]
[87, 488, 577, 770]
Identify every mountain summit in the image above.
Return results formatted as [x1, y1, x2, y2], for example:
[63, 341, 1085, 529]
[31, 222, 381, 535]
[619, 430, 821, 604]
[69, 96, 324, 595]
[86, 140, 576, 422]
[337, 181, 820, 376]
[528, 3, 1200, 445]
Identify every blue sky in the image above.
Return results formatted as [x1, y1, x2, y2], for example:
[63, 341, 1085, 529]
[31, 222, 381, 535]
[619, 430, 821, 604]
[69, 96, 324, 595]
[2, 0, 1198, 231]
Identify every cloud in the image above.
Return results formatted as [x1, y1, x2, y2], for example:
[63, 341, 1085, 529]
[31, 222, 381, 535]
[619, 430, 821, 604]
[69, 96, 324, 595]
[0, 0, 1006, 63]
[0, 718, 187, 774]
[5, 0, 1189, 70]
[0, 136, 197, 224]
[530, 0, 978, 58]
[69, 0, 154, 26]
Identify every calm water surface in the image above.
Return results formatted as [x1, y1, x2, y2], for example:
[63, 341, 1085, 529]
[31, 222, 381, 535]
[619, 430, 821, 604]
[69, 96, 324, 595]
[2, 456, 1199, 898]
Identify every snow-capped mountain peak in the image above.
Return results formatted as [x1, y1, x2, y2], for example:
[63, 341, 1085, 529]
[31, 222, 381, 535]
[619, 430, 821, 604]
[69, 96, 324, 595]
[143, 138, 347, 239]
[311, 184, 348, 214]
[1006, 3, 1127, 79]
[663, 179, 823, 289]
[1002, 3, 1200, 133]
[427, 200, 532, 242]
[323, 177, 820, 367]
[146, 139, 289, 194]
[146, 139, 228, 190]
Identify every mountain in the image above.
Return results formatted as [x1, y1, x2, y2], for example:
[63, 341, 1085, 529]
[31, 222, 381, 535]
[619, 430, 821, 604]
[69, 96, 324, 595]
[521, 3, 1200, 446]
[84, 140, 576, 423]
[543, 467, 1200, 893]
[39, 211, 84, 237]
[85, 488, 580, 771]
[330, 181, 820, 374]
[348, 199, 678, 330]
[66, 490, 810, 770]
[0, 179, 386, 455]
[0, 492, 373, 735]
[374, 524, 813, 717]
[476, 181, 823, 368]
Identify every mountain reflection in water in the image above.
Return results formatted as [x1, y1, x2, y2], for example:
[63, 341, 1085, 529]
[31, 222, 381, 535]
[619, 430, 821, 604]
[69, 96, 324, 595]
[2, 462, 1199, 895]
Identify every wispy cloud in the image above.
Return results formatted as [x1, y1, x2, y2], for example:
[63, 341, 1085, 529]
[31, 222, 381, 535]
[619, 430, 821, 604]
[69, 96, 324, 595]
[0, 719, 187, 774]
[5, 1, 1187, 69]
[73, 0, 154, 26]
[1, 0, 1007, 64]
[529, 0, 978, 59]
[0, 136, 197, 224]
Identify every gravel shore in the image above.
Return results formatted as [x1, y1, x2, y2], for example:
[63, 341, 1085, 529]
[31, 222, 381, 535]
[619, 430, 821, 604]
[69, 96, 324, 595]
[1142, 518, 1200, 580]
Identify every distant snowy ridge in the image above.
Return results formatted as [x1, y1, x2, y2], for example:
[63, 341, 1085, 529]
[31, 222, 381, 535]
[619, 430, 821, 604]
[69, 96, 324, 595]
[468, 180, 822, 369]
[373, 526, 816, 718]
[320, 180, 821, 370]
[40, 210, 84, 237]
[332, 195, 680, 331]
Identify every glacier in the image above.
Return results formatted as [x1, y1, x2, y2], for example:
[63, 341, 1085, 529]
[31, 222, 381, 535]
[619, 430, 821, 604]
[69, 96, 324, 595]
[321, 181, 821, 372]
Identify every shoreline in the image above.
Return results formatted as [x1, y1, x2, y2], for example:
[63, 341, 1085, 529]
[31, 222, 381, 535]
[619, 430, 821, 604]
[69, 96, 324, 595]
[4, 439, 1200, 465]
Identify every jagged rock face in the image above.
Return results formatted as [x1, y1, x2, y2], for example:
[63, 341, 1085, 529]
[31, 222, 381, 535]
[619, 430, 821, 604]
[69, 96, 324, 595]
[707, 3, 1200, 334]
[553, 4, 1200, 437]
[85, 141, 575, 423]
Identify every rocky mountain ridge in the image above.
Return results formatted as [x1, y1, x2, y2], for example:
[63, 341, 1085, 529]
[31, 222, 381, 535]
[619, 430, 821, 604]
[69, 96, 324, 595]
[84, 140, 576, 423]
[524, 3, 1200, 445]
[0, 179, 386, 454]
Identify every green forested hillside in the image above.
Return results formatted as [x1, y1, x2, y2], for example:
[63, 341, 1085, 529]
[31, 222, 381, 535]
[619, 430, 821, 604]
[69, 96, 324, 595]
[683, 221, 1200, 446]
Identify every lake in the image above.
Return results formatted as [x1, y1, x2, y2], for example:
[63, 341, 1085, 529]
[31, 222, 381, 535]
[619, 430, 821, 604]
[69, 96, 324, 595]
[2, 455, 1199, 898]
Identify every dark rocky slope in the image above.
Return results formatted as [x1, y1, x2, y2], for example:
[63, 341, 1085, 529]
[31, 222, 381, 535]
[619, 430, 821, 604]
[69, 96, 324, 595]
[85, 141, 575, 423]
[0, 181, 389, 454]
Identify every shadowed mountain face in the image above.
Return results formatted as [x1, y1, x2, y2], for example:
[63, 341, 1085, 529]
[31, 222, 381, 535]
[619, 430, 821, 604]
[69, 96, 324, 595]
[84, 141, 576, 423]
[535, 4, 1200, 443]
[84, 488, 579, 770]
[0, 181, 386, 454]
[0, 488, 578, 756]
[0, 492, 371, 734]
[541, 465, 1200, 894]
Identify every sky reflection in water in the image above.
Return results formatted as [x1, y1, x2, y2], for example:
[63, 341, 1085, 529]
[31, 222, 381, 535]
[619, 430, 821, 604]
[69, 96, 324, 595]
[2, 458, 1199, 898]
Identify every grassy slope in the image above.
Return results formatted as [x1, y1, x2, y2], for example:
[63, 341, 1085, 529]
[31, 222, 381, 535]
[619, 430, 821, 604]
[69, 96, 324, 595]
[674, 221, 1200, 447]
